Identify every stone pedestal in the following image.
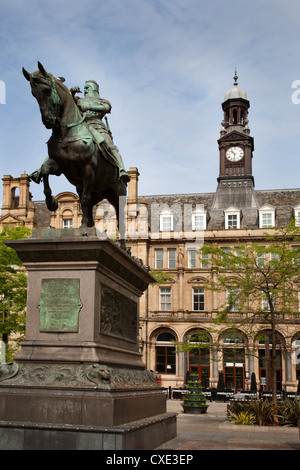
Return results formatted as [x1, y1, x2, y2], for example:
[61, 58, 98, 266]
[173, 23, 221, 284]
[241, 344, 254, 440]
[0, 230, 176, 450]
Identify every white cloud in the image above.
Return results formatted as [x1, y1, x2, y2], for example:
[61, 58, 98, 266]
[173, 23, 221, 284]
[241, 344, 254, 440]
[1, 0, 300, 206]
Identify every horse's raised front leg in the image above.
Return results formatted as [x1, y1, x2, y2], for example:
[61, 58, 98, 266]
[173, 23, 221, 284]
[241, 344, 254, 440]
[41, 158, 61, 212]
[118, 196, 126, 250]
[80, 164, 95, 227]
[106, 190, 126, 250]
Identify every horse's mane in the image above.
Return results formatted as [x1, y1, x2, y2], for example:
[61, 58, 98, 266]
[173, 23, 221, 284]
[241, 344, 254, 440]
[52, 76, 82, 119]
[53, 76, 73, 98]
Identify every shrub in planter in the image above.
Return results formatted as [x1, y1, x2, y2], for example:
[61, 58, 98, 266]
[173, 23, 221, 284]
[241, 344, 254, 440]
[181, 373, 208, 414]
[228, 399, 274, 426]
[228, 398, 300, 427]
[231, 411, 256, 425]
[277, 398, 300, 427]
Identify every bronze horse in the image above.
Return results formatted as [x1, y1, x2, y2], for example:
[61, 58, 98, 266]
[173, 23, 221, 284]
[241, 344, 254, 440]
[22, 62, 127, 249]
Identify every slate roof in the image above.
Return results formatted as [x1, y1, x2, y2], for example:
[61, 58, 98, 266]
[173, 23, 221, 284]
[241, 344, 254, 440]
[31, 187, 300, 231]
[33, 201, 52, 228]
[139, 187, 300, 230]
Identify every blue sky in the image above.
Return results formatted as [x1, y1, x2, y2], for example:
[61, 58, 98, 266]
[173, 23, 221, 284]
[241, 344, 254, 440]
[1, 0, 300, 205]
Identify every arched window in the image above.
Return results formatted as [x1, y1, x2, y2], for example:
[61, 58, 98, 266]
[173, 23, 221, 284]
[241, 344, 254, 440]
[223, 332, 245, 345]
[62, 209, 73, 229]
[155, 331, 176, 374]
[11, 187, 19, 209]
[157, 332, 174, 342]
[233, 109, 238, 124]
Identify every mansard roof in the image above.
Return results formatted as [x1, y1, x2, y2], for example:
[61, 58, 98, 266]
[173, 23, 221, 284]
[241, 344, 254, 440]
[31, 186, 300, 231]
[139, 187, 300, 230]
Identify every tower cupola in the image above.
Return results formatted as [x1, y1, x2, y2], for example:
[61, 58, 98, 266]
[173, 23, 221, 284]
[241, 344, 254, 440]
[221, 70, 250, 136]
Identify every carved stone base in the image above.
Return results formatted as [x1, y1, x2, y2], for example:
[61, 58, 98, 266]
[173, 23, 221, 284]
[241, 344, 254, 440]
[0, 362, 159, 390]
[0, 362, 176, 449]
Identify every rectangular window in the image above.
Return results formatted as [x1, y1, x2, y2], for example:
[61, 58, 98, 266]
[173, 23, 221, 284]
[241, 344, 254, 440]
[168, 249, 176, 269]
[188, 250, 196, 268]
[201, 252, 210, 268]
[156, 346, 176, 374]
[193, 287, 205, 311]
[160, 287, 171, 311]
[257, 252, 266, 266]
[270, 252, 279, 262]
[293, 247, 300, 267]
[226, 214, 239, 229]
[227, 288, 239, 312]
[192, 214, 205, 231]
[262, 293, 275, 312]
[155, 250, 164, 269]
[63, 219, 72, 228]
[160, 214, 173, 231]
[261, 213, 273, 228]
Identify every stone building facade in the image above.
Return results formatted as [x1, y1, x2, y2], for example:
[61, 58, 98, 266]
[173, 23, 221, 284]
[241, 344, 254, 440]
[1, 74, 300, 392]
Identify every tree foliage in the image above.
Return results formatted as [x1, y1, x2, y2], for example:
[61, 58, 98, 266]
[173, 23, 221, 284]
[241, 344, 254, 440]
[0, 224, 31, 360]
[200, 221, 300, 403]
[150, 268, 173, 285]
[201, 222, 300, 320]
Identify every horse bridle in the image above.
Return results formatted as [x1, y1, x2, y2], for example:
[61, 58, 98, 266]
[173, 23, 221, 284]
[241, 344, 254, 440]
[49, 76, 87, 130]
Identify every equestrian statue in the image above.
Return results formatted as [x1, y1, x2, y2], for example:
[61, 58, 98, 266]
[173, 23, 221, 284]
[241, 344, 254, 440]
[22, 61, 130, 249]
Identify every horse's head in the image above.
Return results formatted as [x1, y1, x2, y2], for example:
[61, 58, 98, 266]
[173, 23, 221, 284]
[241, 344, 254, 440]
[23, 62, 62, 129]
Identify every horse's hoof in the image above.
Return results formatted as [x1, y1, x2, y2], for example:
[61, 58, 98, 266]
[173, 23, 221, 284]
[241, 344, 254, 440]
[46, 196, 58, 212]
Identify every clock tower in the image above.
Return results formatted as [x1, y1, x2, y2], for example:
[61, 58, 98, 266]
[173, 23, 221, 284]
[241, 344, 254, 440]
[209, 71, 259, 229]
[218, 70, 254, 184]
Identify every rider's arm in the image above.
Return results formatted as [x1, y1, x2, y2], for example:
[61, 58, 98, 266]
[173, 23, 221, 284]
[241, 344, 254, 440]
[80, 99, 111, 114]
[92, 101, 111, 113]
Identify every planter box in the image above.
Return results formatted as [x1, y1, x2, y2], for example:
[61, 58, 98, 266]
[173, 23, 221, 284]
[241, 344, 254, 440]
[182, 405, 208, 414]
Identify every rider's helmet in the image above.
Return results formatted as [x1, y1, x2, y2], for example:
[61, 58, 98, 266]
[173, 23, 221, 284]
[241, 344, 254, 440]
[84, 80, 100, 97]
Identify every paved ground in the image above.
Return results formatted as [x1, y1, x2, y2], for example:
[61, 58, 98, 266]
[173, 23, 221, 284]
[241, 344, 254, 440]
[157, 400, 300, 450]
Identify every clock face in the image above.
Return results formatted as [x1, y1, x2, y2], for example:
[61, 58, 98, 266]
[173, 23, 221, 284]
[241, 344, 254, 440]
[226, 146, 244, 162]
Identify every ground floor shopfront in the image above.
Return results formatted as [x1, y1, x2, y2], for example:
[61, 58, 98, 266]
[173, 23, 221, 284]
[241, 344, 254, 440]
[143, 324, 300, 393]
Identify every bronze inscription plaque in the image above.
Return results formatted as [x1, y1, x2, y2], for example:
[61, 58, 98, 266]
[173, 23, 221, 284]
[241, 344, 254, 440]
[38, 279, 82, 332]
[100, 284, 137, 343]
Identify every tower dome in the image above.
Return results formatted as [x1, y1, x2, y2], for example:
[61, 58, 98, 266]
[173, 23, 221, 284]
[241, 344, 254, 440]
[224, 70, 247, 101]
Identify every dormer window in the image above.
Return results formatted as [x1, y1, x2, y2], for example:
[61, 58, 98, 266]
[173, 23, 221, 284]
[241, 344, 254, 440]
[224, 207, 240, 229]
[192, 209, 207, 231]
[259, 205, 275, 228]
[294, 204, 300, 227]
[160, 211, 173, 231]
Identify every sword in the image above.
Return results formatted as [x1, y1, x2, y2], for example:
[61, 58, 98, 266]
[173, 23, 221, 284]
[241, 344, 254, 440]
[105, 117, 113, 141]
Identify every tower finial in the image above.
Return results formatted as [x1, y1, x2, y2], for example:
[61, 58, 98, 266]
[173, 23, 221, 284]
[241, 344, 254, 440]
[234, 68, 238, 86]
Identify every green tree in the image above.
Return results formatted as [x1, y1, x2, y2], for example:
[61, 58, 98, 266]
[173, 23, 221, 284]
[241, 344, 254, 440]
[201, 221, 300, 407]
[150, 268, 173, 285]
[0, 224, 31, 360]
